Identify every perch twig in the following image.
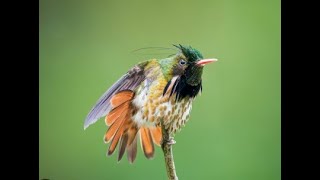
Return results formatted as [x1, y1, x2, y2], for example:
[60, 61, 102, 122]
[161, 119, 178, 180]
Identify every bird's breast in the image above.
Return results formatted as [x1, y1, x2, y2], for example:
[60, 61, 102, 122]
[156, 96, 193, 134]
[132, 75, 193, 134]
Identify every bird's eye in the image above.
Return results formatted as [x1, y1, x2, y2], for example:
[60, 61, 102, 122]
[179, 59, 186, 65]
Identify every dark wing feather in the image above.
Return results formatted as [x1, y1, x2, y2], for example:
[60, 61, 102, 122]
[84, 62, 148, 129]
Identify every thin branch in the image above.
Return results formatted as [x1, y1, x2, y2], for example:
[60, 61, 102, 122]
[161, 120, 178, 180]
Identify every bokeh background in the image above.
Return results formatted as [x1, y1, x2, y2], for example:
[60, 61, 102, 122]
[40, 0, 280, 179]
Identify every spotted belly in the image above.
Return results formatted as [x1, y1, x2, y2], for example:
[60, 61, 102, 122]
[132, 82, 193, 134]
[131, 70, 193, 135]
[155, 96, 193, 134]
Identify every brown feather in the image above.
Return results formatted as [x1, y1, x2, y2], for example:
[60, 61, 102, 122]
[118, 133, 128, 161]
[110, 90, 134, 107]
[127, 136, 138, 163]
[104, 103, 128, 143]
[150, 126, 162, 146]
[105, 102, 129, 126]
[106, 103, 138, 156]
[127, 124, 138, 146]
[140, 127, 155, 159]
[106, 90, 134, 126]
[117, 120, 138, 161]
[107, 114, 128, 156]
[104, 90, 139, 159]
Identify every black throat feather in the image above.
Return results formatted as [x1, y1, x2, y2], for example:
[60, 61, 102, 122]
[163, 76, 202, 101]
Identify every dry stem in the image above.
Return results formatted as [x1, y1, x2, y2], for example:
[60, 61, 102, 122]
[161, 121, 178, 180]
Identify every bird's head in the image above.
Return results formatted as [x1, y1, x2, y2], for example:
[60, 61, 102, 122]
[160, 44, 217, 86]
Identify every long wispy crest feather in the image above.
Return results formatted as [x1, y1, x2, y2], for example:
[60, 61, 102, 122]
[131, 46, 175, 53]
[131, 46, 176, 57]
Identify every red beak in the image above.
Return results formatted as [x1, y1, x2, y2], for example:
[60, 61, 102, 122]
[196, 58, 218, 66]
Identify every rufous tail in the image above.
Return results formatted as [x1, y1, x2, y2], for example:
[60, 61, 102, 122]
[104, 90, 162, 163]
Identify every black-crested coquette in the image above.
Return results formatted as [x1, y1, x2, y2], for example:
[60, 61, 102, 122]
[84, 44, 217, 163]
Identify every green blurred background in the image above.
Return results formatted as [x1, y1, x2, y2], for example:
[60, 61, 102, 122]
[40, 0, 280, 179]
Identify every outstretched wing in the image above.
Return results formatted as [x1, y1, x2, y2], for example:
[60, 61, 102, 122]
[84, 61, 148, 129]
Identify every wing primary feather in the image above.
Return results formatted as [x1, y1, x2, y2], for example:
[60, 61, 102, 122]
[84, 74, 128, 129]
[84, 62, 147, 129]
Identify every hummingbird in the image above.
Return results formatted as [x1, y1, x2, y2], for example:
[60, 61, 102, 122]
[84, 44, 217, 163]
